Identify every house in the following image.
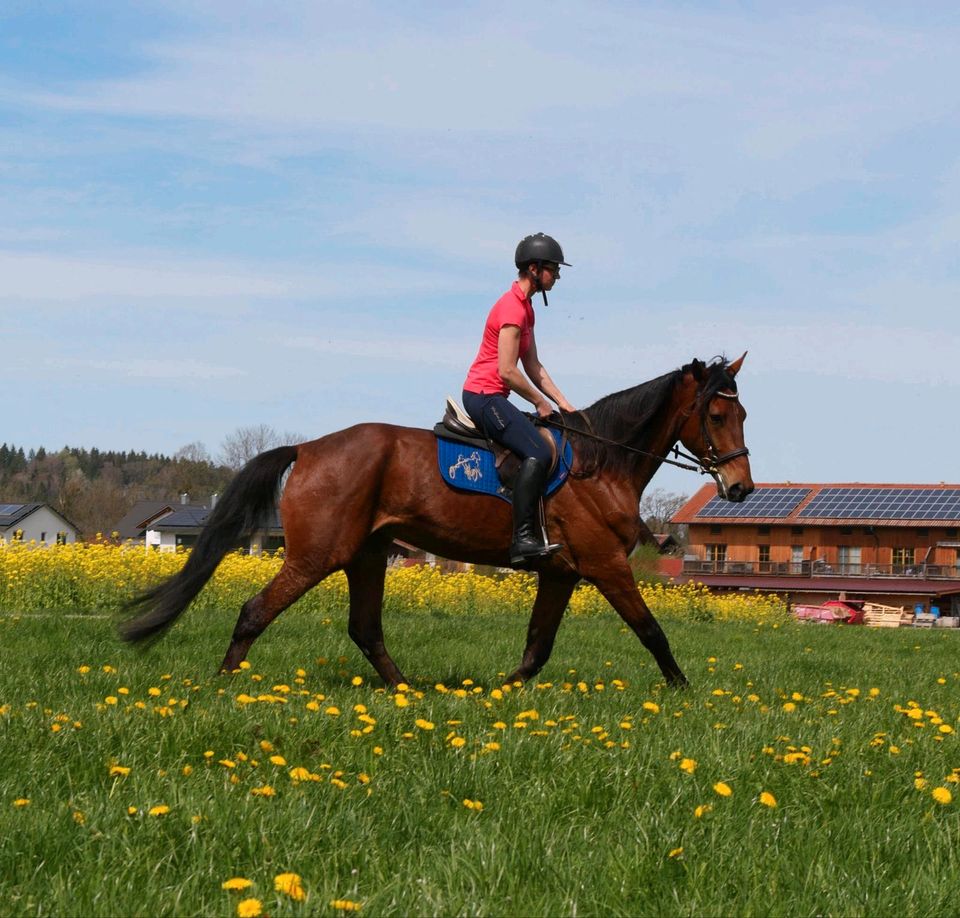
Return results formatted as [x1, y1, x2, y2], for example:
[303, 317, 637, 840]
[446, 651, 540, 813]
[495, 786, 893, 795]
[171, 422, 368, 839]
[672, 482, 960, 616]
[114, 495, 284, 553]
[0, 502, 79, 545]
[149, 504, 286, 553]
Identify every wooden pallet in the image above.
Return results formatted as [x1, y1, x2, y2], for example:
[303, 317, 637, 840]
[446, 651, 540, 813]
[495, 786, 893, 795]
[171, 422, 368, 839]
[862, 602, 913, 628]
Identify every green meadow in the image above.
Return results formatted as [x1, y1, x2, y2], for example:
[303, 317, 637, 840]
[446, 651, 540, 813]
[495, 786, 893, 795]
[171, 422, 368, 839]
[1, 605, 958, 917]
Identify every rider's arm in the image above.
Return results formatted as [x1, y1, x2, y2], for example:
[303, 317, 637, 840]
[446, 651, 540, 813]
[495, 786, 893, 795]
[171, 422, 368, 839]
[521, 332, 575, 413]
[497, 325, 553, 418]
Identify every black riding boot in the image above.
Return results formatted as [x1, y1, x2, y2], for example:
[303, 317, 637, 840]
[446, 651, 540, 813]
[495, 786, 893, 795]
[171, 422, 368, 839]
[509, 458, 563, 567]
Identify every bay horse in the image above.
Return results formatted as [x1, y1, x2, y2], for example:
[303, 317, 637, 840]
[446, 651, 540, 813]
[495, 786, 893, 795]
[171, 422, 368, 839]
[121, 355, 753, 687]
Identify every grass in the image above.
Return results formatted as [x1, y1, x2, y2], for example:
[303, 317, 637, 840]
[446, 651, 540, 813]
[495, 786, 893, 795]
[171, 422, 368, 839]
[1, 603, 959, 917]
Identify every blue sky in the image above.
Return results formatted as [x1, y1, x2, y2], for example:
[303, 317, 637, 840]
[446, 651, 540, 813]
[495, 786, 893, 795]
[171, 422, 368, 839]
[3, 1, 960, 496]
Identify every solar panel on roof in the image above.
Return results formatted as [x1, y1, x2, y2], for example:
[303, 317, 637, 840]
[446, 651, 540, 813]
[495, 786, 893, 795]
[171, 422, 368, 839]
[696, 487, 811, 519]
[0, 503, 23, 516]
[798, 488, 960, 520]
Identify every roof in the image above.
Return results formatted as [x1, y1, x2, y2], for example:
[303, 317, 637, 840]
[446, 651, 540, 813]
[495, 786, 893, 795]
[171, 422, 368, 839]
[0, 502, 43, 530]
[111, 500, 176, 540]
[673, 482, 960, 527]
[152, 508, 283, 531]
[675, 573, 960, 598]
[0, 502, 80, 533]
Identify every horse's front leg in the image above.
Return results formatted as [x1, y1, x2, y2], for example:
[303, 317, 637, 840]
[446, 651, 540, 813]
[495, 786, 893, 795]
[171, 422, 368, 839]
[589, 564, 688, 687]
[504, 573, 579, 684]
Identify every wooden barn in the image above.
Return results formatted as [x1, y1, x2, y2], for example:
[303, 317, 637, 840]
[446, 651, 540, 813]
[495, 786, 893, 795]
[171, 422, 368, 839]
[672, 483, 960, 615]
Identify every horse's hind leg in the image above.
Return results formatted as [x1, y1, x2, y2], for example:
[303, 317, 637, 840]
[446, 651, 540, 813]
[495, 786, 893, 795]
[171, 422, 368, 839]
[345, 545, 408, 688]
[219, 561, 317, 673]
[504, 573, 579, 684]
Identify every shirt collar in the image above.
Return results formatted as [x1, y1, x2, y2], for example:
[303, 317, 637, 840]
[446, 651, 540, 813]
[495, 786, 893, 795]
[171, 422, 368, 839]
[510, 280, 532, 308]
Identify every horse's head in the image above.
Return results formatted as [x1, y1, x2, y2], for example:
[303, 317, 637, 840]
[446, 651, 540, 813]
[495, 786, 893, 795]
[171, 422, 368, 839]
[676, 353, 755, 502]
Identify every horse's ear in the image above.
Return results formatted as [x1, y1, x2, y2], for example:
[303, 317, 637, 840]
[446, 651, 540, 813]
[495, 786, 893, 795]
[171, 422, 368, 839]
[727, 351, 747, 377]
[690, 359, 706, 382]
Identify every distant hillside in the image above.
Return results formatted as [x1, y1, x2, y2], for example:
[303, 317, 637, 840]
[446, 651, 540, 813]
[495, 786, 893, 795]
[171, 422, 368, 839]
[0, 443, 234, 537]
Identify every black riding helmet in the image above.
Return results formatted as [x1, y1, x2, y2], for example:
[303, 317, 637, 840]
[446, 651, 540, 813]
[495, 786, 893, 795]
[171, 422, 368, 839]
[514, 233, 571, 269]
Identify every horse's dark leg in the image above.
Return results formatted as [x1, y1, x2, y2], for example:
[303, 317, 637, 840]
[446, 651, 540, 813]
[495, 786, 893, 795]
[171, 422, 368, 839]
[345, 547, 408, 688]
[504, 574, 579, 684]
[591, 567, 688, 686]
[219, 561, 317, 673]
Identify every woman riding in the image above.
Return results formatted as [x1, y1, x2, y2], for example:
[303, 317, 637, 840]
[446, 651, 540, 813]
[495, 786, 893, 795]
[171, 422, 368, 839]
[462, 232, 576, 567]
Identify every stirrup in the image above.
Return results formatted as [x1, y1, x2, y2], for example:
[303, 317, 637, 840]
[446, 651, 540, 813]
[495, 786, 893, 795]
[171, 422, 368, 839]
[509, 539, 563, 567]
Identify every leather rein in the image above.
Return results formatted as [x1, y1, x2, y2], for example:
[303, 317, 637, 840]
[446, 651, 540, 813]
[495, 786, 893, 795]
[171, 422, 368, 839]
[539, 389, 749, 477]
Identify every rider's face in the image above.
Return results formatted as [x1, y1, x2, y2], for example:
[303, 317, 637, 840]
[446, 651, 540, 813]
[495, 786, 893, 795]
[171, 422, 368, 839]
[536, 263, 559, 290]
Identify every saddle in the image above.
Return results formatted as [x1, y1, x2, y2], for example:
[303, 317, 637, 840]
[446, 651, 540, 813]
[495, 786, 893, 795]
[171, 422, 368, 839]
[433, 397, 559, 492]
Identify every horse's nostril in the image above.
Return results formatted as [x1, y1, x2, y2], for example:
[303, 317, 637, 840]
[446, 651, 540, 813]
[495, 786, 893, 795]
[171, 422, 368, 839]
[728, 483, 746, 502]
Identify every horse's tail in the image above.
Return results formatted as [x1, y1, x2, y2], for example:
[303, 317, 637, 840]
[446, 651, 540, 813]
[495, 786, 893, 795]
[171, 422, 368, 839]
[119, 444, 298, 645]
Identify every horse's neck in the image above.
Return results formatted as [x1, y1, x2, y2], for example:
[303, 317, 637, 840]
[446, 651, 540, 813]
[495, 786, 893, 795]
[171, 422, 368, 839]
[630, 381, 696, 492]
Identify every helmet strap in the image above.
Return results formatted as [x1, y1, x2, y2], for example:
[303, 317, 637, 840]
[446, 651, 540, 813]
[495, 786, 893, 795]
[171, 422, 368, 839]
[530, 263, 549, 307]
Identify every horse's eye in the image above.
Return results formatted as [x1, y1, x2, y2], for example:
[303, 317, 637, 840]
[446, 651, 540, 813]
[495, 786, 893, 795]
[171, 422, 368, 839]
[709, 413, 723, 425]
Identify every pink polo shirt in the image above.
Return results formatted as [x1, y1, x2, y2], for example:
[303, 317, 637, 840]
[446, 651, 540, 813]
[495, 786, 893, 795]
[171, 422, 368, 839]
[463, 282, 535, 396]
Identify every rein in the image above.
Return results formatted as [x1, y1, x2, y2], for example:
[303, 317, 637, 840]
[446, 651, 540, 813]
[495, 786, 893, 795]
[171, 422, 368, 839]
[539, 387, 749, 477]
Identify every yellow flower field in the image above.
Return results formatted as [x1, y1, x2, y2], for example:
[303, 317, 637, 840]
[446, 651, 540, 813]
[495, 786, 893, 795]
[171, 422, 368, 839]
[0, 541, 787, 623]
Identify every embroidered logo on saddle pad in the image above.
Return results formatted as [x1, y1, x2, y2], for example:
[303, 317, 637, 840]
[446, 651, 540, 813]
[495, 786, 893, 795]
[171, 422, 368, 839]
[437, 430, 573, 503]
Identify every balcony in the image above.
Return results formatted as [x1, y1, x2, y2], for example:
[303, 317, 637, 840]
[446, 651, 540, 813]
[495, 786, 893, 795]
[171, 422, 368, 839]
[681, 560, 960, 580]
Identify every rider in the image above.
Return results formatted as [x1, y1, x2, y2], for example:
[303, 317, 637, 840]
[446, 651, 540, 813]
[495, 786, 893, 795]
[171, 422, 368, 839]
[462, 232, 576, 567]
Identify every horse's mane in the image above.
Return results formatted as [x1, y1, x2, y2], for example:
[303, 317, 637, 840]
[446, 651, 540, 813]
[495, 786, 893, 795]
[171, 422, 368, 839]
[567, 357, 737, 478]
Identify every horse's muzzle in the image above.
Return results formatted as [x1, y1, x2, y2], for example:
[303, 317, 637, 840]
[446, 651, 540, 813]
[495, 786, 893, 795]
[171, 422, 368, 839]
[725, 481, 753, 503]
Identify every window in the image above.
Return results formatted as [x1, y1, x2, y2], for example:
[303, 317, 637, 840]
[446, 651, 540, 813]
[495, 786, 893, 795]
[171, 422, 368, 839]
[892, 547, 915, 574]
[56, 531, 68, 545]
[263, 535, 286, 554]
[791, 526, 804, 535]
[176, 534, 199, 549]
[710, 524, 722, 534]
[758, 544, 770, 573]
[757, 525, 771, 535]
[40, 531, 46, 543]
[838, 546, 861, 575]
[706, 544, 727, 571]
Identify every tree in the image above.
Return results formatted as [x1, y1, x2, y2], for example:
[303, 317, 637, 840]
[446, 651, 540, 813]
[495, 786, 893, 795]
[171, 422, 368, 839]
[219, 425, 305, 471]
[639, 488, 689, 544]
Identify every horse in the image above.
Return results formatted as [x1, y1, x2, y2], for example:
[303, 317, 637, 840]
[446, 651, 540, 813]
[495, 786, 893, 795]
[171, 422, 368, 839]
[121, 354, 754, 688]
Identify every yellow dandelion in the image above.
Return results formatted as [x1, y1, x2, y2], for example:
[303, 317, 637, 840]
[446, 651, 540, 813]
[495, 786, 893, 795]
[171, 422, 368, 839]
[415, 718, 435, 730]
[932, 787, 953, 805]
[109, 765, 131, 777]
[250, 785, 276, 797]
[679, 758, 697, 775]
[221, 878, 253, 891]
[642, 701, 660, 714]
[274, 872, 307, 902]
[713, 782, 733, 797]
[148, 804, 170, 816]
[450, 736, 466, 748]
[236, 898, 262, 917]
[13, 798, 30, 808]
[268, 755, 287, 766]
[759, 791, 777, 808]
[668, 847, 683, 858]
[351, 676, 363, 686]
[330, 899, 363, 912]
[694, 804, 712, 819]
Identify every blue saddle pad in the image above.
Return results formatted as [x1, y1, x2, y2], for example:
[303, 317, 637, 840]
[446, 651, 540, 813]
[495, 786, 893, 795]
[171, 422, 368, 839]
[437, 429, 573, 503]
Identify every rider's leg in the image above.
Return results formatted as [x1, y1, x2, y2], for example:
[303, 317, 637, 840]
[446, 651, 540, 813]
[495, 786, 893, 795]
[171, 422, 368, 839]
[461, 391, 561, 566]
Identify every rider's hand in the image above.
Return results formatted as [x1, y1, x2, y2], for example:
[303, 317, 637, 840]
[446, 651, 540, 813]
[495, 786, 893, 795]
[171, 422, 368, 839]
[556, 400, 576, 413]
[535, 400, 554, 419]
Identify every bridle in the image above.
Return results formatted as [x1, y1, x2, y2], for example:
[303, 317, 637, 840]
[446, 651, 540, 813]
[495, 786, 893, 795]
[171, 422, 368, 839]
[540, 379, 749, 478]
